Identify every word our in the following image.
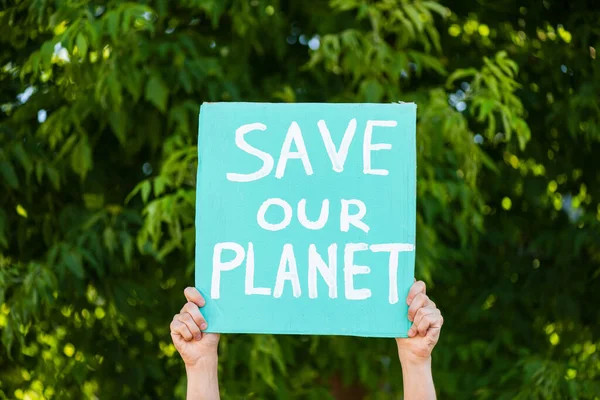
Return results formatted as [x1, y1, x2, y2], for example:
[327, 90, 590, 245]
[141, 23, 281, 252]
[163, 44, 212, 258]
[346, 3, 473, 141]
[256, 198, 370, 233]
[226, 119, 398, 182]
[211, 242, 415, 304]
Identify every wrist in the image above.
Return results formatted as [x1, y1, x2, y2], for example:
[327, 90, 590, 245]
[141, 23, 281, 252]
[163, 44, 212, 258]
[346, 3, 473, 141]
[397, 350, 436, 400]
[185, 355, 220, 400]
[398, 349, 432, 368]
[185, 355, 218, 374]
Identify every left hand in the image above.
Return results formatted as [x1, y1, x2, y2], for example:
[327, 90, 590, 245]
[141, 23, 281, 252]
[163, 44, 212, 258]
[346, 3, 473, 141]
[170, 287, 220, 368]
[395, 280, 443, 362]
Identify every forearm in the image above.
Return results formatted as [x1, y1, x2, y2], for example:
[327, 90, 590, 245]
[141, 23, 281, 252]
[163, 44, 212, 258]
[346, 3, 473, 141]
[399, 353, 436, 400]
[185, 357, 220, 400]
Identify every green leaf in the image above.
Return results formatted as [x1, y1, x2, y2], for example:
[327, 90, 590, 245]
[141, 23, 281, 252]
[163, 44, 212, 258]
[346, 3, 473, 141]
[83, 20, 100, 48]
[106, 11, 120, 41]
[484, 57, 508, 81]
[178, 68, 193, 94]
[145, 75, 169, 112]
[425, 23, 442, 53]
[121, 8, 133, 33]
[76, 32, 88, 59]
[80, 248, 102, 275]
[64, 249, 85, 279]
[157, 239, 179, 260]
[141, 180, 151, 203]
[0, 207, 8, 248]
[103, 227, 117, 255]
[393, 10, 415, 38]
[153, 176, 169, 197]
[0, 161, 19, 189]
[106, 73, 123, 107]
[46, 166, 60, 190]
[446, 68, 478, 88]
[12, 143, 33, 175]
[70, 136, 93, 180]
[122, 232, 133, 265]
[475, 98, 496, 121]
[83, 193, 104, 209]
[40, 40, 55, 69]
[121, 68, 143, 101]
[479, 150, 499, 174]
[422, 1, 449, 17]
[359, 79, 383, 102]
[109, 111, 127, 144]
[125, 180, 152, 204]
[403, 4, 423, 33]
[413, 52, 446, 75]
[515, 118, 531, 150]
[56, 134, 79, 161]
[35, 162, 44, 183]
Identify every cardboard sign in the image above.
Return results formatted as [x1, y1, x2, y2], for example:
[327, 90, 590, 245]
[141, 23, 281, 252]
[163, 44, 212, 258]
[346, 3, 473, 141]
[195, 102, 416, 337]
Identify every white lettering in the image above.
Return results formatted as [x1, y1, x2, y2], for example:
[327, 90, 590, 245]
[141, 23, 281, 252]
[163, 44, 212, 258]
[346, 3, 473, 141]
[245, 242, 272, 296]
[298, 199, 329, 230]
[343, 243, 371, 300]
[226, 123, 274, 182]
[308, 244, 338, 299]
[317, 118, 357, 172]
[370, 243, 415, 304]
[340, 199, 370, 233]
[273, 244, 302, 298]
[211, 242, 245, 299]
[275, 121, 313, 178]
[363, 120, 397, 176]
[257, 198, 293, 231]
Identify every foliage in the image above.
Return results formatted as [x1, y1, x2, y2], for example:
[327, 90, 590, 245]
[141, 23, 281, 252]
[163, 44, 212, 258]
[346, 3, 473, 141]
[1, 0, 599, 398]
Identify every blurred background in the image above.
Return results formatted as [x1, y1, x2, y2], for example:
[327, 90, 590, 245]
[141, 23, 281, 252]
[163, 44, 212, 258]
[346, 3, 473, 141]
[1, 0, 599, 398]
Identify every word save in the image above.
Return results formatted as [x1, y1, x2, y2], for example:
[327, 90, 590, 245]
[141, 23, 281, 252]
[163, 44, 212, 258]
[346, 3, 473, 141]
[226, 118, 398, 181]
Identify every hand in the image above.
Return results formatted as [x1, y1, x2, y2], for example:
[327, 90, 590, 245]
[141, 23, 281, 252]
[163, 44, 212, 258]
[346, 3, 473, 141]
[396, 280, 443, 364]
[170, 287, 220, 368]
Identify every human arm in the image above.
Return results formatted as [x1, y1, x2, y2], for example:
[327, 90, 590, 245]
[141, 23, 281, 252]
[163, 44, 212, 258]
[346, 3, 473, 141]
[395, 280, 443, 400]
[170, 287, 220, 400]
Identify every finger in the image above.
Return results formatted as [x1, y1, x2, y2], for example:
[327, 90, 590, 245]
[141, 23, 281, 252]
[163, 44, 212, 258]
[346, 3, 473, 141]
[407, 292, 429, 321]
[416, 311, 443, 337]
[425, 315, 443, 342]
[184, 287, 206, 307]
[412, 307, 438, 331]
[181, 302, 208, 331]
[177, 312, 202, 340]
[170, 319, 193, 341]
[406, 280, 426, 305]
[425, 326, 441, 343]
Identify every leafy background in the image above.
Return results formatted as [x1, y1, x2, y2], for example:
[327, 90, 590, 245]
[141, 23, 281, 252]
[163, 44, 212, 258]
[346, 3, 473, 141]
[1, 0, 599, 398]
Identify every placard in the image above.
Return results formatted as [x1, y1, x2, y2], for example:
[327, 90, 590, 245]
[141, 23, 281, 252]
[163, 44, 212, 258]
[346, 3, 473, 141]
[195, 102, 416, 337]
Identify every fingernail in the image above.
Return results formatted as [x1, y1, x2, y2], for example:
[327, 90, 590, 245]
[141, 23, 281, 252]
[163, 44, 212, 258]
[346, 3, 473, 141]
[194, 334, 201, 340]
[201, 323, 208, 330]
[408, 328, 414, 337]
[407, 298, 412, 306]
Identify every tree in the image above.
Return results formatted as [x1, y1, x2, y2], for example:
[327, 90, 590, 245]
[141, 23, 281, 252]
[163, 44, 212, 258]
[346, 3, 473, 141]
[0, 0, 598, 398]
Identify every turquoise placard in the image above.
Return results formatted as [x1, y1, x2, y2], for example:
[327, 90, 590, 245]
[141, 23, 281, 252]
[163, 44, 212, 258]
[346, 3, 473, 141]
[195, 102, 416, 337]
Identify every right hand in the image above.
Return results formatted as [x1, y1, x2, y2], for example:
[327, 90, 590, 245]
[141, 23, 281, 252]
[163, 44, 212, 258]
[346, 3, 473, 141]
[395, 280, 443, 362]
[170, 287, 220, 367]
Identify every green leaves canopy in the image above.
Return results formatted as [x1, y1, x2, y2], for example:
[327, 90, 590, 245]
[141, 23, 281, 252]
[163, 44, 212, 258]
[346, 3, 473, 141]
[1, 0, 599, 398]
